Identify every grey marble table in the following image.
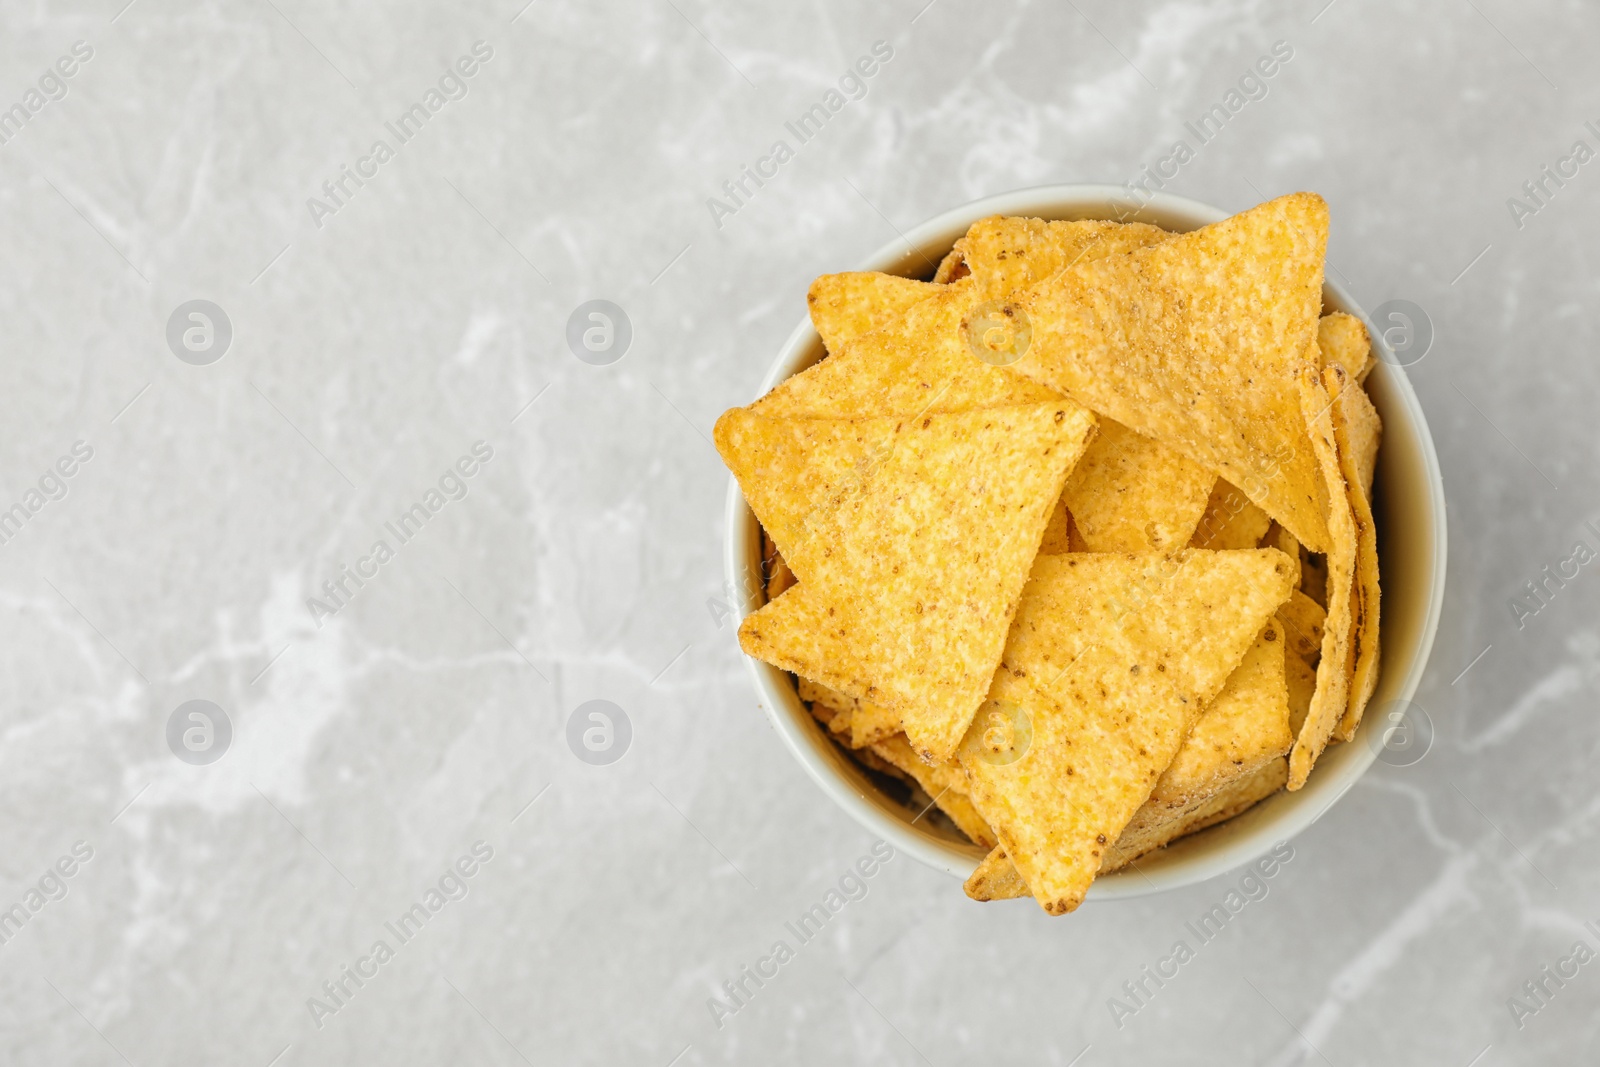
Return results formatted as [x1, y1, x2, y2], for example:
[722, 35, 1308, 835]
[0, 1, 1594, 1064]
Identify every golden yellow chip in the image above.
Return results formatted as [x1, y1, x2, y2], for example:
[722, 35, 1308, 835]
[1317, 311, 1373, 382]
[953, 216, 1169, 298]
[1277, 588, 1326, 667]
[755, 286, 1059, 418]
[1342, 378, 1382, 501]
[933, 245, 969, 283]
[966, 619, 1291, 896]
[806, 227, 1196, 566]
[1146, 618, 1292, 808]
[1038, 494, 1073, 554]
[852, 743, 914, 785]
[1063, 418, 1216, 552]
[1285, 642, 1317, 736]
[798, 677, 900, 748]
[739, 403, 1098, 762]
[1190, 479, 1273, 550]
[805, 694, 838, 731]
[1327, 366, 1382, 740]
[768, 552, 795, 600]
[965, 845, 1029, 901]
[814, 219, 1167, 358]
[799, 676, 856, 741]
[967, 754, 1291, 897]
[1103, 756, 1288, 872]
[1011, 193, 1332, 553]
[1288, 364, 1357, 790]
[956, 549, 1296, 913]
[1262, 521, 1302, 588]
[752, 220, 1166, 420]
[867, 734, 995, 848]
[808, 272, 941, 355]
[715, 409, 898, 580]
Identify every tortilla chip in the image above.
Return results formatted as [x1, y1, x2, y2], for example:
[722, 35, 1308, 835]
[1317, 311, 1372, 383]
[956, 549, 1296, 913]
[806, 694, 837, 730]
[819, 218, 1168, 354]
[966, 617, 1293, 898]
[1277, 588, 1326, 667]
[965, 845, 1030, 901]
[798, 677, 900, 748]
[752, 221, 1166, 420]
[867, 734, 995, 848]
[967, 757, 1291, 897]
[808, 273, 942, 355]
[768, 552, 795, 600]
[1010, 193, 1332, 553]
[715, 409, 899, 579]
[1288, 365, 1357, 790]
[1038, 495, 1073, 554]
[933, 245, 969, 283]
[1063, 418, 1216, 552]
[953, 216, 1169, 298]
[1342, 381, 1382, 502]
[1190, 480, 1273, 550]
[755, 286, 1061, 418]
[854, 744, 915, 784]
[1327, 366, 1382, 741]
[1147, 618, 1292, 808]
[739, 403, 1098, 761]
[1262, 522, 1302, 588]
[1285, 641, 1317, 736]
[1173, 755, 1289, 830]
[1103, 756, 1289, 872]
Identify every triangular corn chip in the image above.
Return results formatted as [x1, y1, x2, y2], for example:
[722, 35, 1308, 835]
[1317, 311, 1373, 382]
[808, 218, 1169, 359]
[965, 845, 1029, 901]
[1262, 521, 1302, 588]
[1288, 365, 1357, 789]
[933, 244, 969, 283]
[1326, 366, 1382, 741]
[739, 403, 1098, 761]
[1286, 646, 1317, 736]
[966, 619, 1292, 896]
[957, 549, 1296, 913]
[1146, 618, 1292, 808]
[797, 677, 900, 748]
[1062, 418, 1216, 552]
[1105, 756, 1289, 873]
[947, 216, 1169, 298]
[867, 734, 995, 848]
[808, 273, 941, 355]
[969, 758, 1291, 899]
[714, 409, 897, 581]
[1277, 588, 1326, 667]
[1009, 193, 1333, 552]
[752, 221, 1165, 420]
[754, 285, 1060, 418]
[1038, 494, 1073, 554]
[1190, 479, 1273, 550]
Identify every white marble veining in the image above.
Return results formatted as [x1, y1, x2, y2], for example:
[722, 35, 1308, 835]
[1, 1, 1597, 1063]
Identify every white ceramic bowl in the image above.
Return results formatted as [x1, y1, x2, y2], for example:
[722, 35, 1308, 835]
[723, 185, 1447, 901]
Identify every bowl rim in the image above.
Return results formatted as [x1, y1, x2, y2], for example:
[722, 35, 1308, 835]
[722, 183, 1448, 902]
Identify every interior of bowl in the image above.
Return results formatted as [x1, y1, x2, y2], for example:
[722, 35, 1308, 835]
[727, 185, 1447, 902]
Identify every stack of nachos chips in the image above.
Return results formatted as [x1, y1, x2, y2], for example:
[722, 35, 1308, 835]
[718, 194, 1382, 915]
